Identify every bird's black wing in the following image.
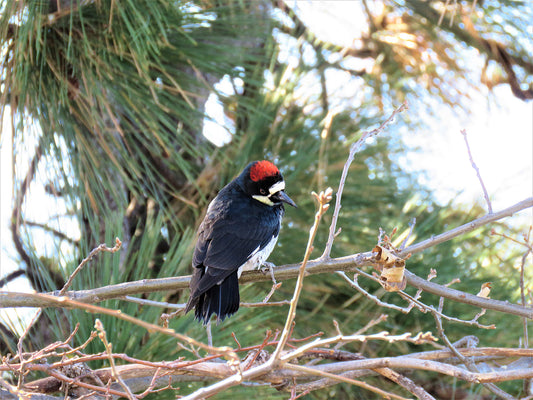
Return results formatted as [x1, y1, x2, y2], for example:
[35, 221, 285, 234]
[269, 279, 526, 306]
[189, 191, 282, 298]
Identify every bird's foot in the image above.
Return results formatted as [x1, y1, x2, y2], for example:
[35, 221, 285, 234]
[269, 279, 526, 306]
[260, 261, 277, 284]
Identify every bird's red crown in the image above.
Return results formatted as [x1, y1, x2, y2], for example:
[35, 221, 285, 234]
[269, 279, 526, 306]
[250, 160, 280, 182]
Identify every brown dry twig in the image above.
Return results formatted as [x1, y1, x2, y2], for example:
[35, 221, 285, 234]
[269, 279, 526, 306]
[94, 319, 136, 399]
[15, 343, 533, 397]
[59, 237, 122, 295]
[272, 187, 333, 360]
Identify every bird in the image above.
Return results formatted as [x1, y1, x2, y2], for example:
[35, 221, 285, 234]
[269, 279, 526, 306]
[185, 160, 297, 324]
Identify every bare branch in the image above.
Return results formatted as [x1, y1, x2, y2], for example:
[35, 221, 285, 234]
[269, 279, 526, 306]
[59, 238, 122, 295]
[371, 367, 435, 400]
[337, 271, 415, 313]
[397, 289, 495, 329]
[400, 218, 416, 250]
[11, 141, 44, 270]
[23, 221, 79, 245]
[9, 137, 64, 291]
[94, 319, 136, 399]
[272, 188, 332, 360]
[1, 198, 532, 320]
[321, 101, 408, 259]
[431, 298, 514, 399]
[16, 308, 42, 365]
[285, 363, 411, 400]
[461, 129, 493, 213]
[5, 293, 236, 358]
[0, 377, 32, 400]
[12, 343, 533, 398]
[0, 269, 26, 288]
[398, 197, 532, 258]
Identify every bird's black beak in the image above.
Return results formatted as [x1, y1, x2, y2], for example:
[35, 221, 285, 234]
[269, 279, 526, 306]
[272, 191, 297, 208]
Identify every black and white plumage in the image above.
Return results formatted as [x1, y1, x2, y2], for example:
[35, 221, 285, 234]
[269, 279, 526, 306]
[185, 160, 296, 324]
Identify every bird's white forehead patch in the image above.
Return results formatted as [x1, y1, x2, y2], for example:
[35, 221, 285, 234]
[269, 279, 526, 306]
[269, 180, 285, 194]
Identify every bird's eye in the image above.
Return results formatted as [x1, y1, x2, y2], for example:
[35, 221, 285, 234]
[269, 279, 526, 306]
[260, 188, 267, 195]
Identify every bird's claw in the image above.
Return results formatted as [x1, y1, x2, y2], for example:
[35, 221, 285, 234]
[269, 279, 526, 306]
[261, 262, 277, 284]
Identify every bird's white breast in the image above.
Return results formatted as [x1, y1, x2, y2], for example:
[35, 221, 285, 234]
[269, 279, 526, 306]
[238, 234, 279, 278]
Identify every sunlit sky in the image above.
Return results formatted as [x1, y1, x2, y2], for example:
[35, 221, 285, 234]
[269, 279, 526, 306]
[1, 1, 532, 333]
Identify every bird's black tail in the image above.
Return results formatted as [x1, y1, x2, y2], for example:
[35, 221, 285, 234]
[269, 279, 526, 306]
[185, 271, 240, 325]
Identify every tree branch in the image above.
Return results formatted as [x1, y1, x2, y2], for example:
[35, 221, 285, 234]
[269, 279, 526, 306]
[398, 197, 533, 257]
[23, 221, 79, 245]
[17, 347, 533, 397]
[58, 238, 122, 295]
[9, 137, 64, 291]
[1, 197, 531, 318]
[0, 270, 26, 288]
[10, 140, 44, 278]
[322, 101, 408, 259]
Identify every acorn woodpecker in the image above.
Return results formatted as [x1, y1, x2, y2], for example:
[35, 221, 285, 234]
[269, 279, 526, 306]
[185, 160, 297, 324]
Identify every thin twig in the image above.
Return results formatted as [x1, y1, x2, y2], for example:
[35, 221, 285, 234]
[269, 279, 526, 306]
[7, 293, 236, 358]
[284, 363, 410, 400]
[23, 221, 79, 245]
[349, 267, 495, 329]
[46, 369, 129, 398]
[400, 218, 416, 250]
[262, 282, 282, 303]
[431, 301, 515, 400]
[243, 331, 274, 371]
[337, 271, 415, 314]
[372, 366, 436, 400]
[321, 101, 408, 259]
[398, 289, 495, 329]
[206, 320, 213, 348]
[242, 300, 290, 308]
[94, 319, 136, 399]
[450, 0, 458, 27]
[16, 309, 42, 388]
[123, 296, 289, 311]
[461, 129, 493, 213]
[438, 0, 451, 26]
[271, 188, 333, 360]
[0, 269, 26, 288]
[59, 237, 122, 295]
[0, 377, 30, 400]
[123, 296, 184, 309]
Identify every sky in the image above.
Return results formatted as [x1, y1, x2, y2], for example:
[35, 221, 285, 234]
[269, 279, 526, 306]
[1, 0, 532, 334]
[401, 87, 532, 216]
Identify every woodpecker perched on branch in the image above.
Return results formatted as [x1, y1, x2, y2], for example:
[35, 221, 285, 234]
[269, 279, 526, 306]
[185, 160, 297, 324]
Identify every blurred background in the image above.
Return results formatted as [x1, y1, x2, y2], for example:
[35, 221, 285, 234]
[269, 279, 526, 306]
[1, 1, 532, 398]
